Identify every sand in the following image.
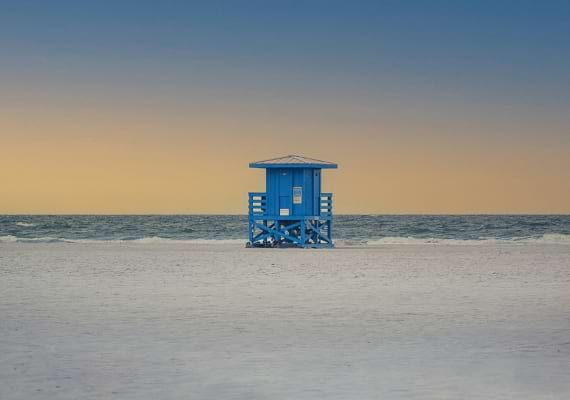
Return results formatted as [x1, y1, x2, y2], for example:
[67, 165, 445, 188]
[1, 243, 569, 399]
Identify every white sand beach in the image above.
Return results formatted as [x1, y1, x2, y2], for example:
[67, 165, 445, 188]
[1, 243, 569, 399]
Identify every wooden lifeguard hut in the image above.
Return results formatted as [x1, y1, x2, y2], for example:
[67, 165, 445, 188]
[247, 155, 338, 248]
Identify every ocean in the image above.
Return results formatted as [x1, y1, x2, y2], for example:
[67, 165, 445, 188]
[1, 214, 569, 245]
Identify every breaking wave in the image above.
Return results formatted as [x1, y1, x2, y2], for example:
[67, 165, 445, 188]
[2, 234, 570, 245]
[15, 222, 36, 227]
[338, 234, 570, 246]
[0, 235, 245, 244]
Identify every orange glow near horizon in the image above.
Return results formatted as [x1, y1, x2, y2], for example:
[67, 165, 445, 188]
[1, 92, 569, 214]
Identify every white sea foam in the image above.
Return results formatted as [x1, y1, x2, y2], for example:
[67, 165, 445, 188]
[338, 234, 570, 246]
[335, 237, 492, 246]
[362, 237, 505, 246]
[130, 237, 244, 245]
[15, 222, 36, 227]
[0, 235, 245, 244]
[528, 233, 570, 244]
[2, 234, 570, 245]
[0, 235, 19, 243]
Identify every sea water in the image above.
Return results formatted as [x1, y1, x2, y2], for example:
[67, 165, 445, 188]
[1, 215, 569, 244]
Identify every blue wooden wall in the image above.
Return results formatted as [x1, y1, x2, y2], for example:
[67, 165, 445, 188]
[266, 168, 322, 217]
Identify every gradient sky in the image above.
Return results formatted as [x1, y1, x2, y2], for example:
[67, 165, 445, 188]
[1, 0, 569, 214]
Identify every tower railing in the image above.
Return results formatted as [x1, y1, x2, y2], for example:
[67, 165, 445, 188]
[320, 193, 332, 217]
[248, 192, 267, 217]
[248, 192, 333, 219]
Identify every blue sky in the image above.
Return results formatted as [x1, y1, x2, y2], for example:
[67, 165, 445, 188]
[3, 1, 569, 104]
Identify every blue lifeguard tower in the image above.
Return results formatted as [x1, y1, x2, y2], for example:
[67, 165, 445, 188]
[247, 155, 338, 248]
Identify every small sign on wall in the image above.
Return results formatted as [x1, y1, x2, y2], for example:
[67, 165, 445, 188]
[293, 186, 302, 204]
[280, 208, 290, 216]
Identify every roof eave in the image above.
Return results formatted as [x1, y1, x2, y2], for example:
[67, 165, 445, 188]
[249, 162, 338, 169]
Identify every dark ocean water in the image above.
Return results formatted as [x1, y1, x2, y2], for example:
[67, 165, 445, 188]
[1, 215, 569, 244]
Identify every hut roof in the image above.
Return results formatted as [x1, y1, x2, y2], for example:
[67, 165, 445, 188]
[249, 154, 338, 169]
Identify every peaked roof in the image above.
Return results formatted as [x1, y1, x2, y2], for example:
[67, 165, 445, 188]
[250, 154, 338, 169]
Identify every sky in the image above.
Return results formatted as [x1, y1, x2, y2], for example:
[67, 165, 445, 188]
[1, 0, 569, 214]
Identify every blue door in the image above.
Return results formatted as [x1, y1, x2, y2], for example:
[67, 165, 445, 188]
[278, 169, 292, 217]
[313, 169, 321, 216]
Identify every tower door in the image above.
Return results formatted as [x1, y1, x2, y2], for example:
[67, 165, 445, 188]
[278, 169, 292, 216]
[313, 169, 321, 216]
